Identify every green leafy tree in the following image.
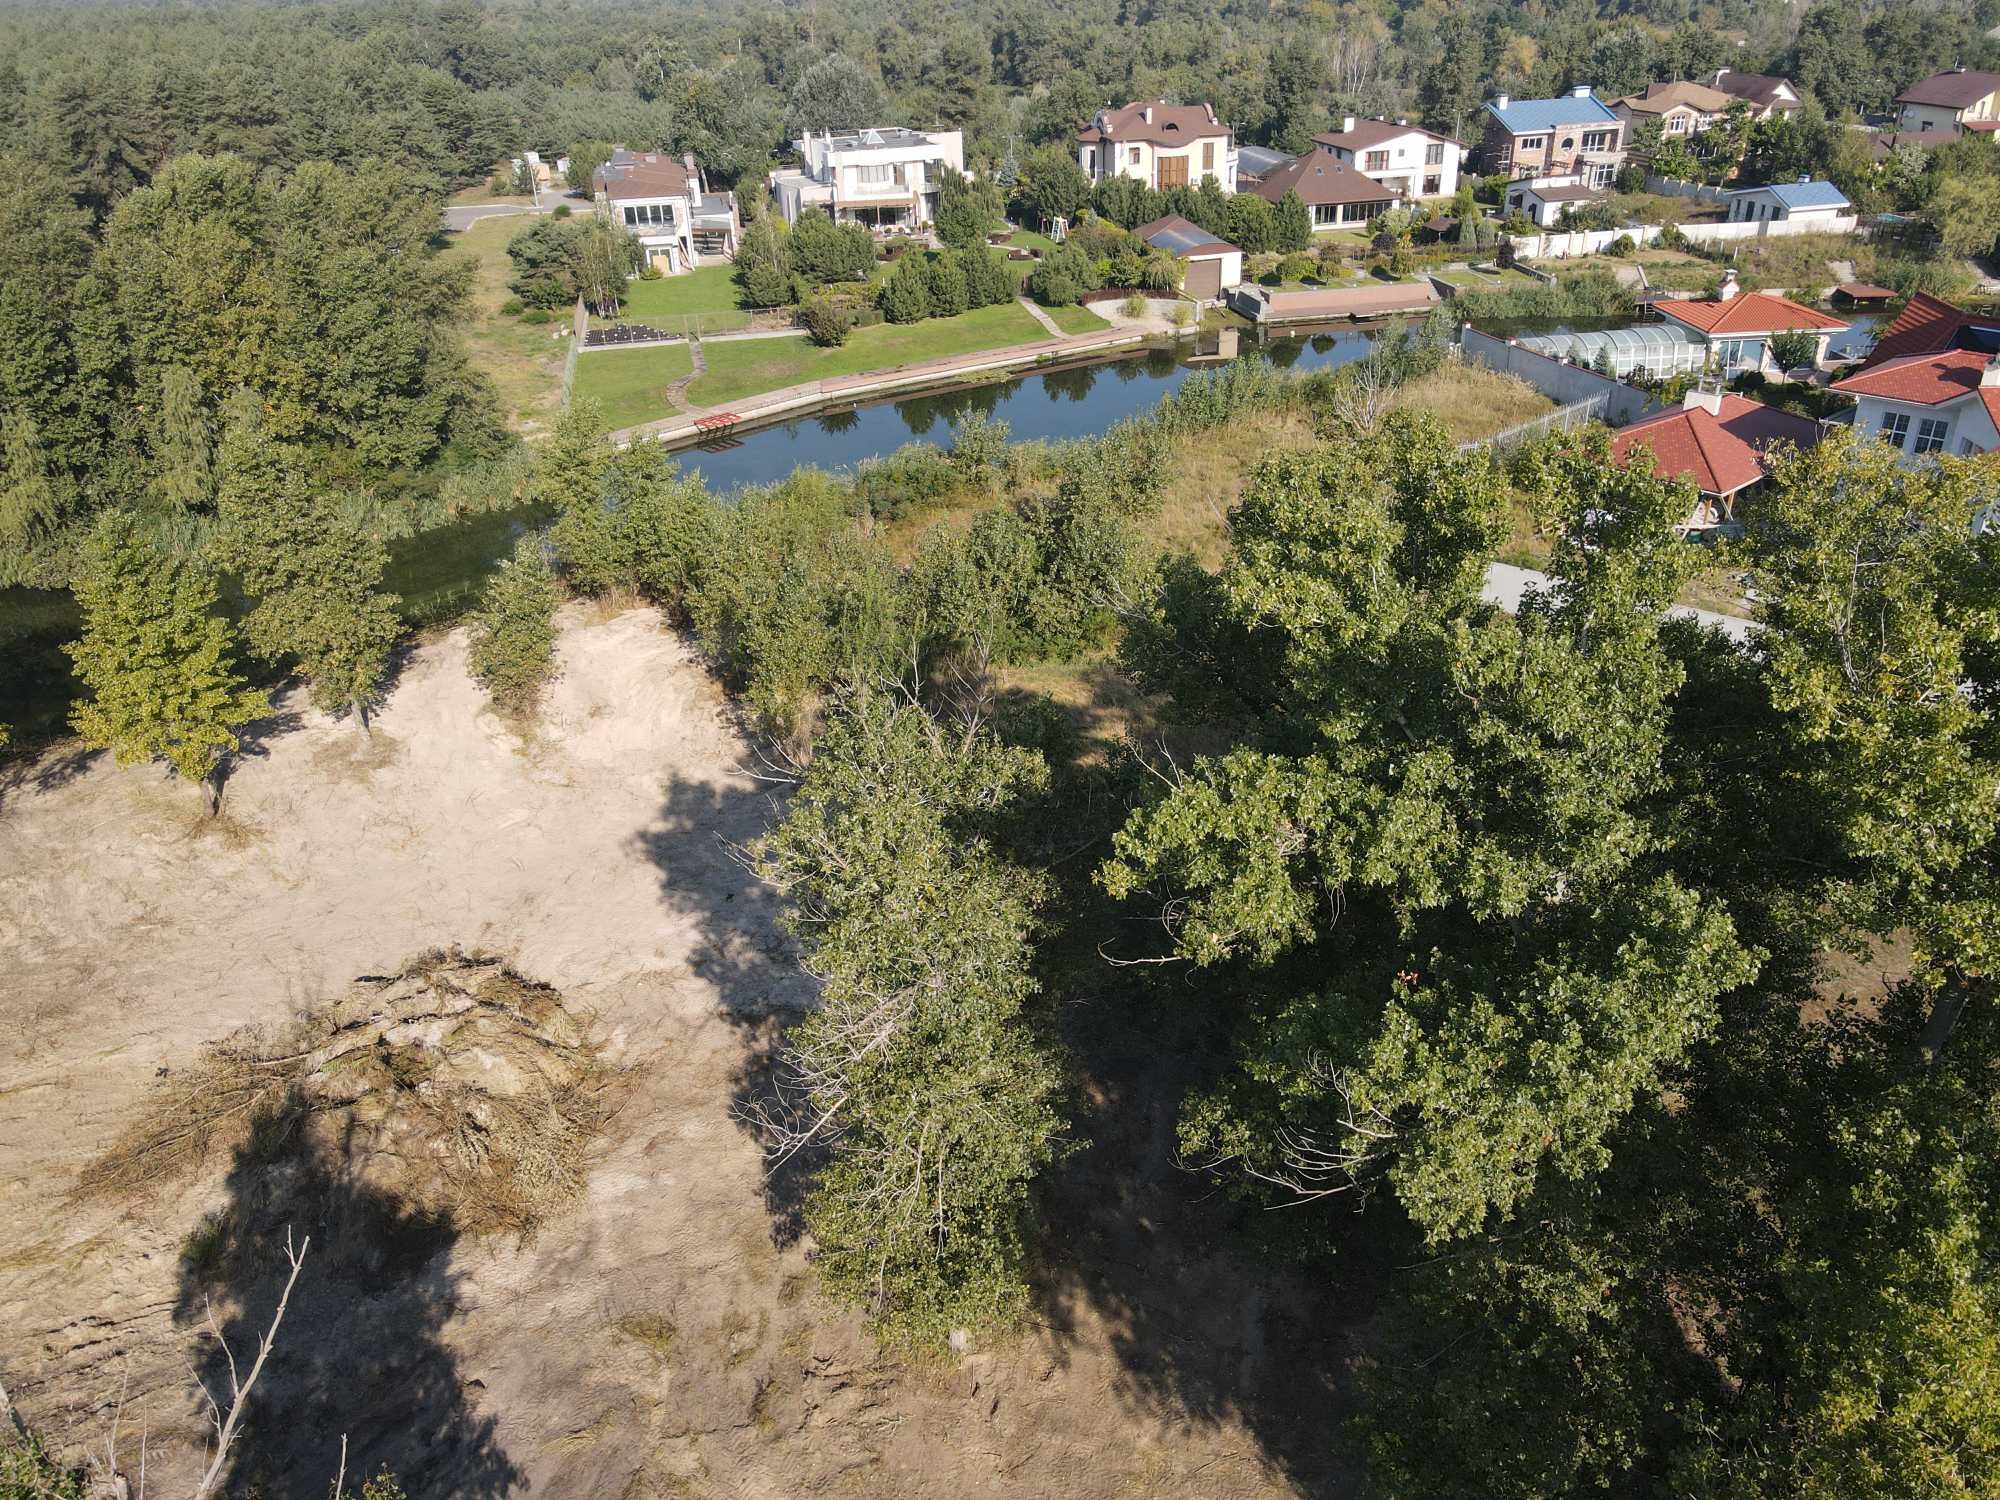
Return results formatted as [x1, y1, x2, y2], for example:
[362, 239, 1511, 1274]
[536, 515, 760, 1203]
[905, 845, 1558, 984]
[66, 510, 268, 805]
[879, 254, 934, 323]
[563, 140, 613, 194]
[155, 365, 214, 512]
[751, 686, 1067, 1343]
[469, 533, 560, 714]
[213, 422, 403, 726]
[933, 167, 995, 251]
[1018, 146, 1089, 226]
[1925, 173, 2000, 260]
[785, 54, 885, 136]
[786, 208, 874, 284]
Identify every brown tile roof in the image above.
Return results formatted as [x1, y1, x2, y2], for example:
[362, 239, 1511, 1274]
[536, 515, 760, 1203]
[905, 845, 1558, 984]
[1615, 81, 1737, 116]
[1611, 394, 1819, 496]
[1859, 292, 1978, 368]
[1656, 290, 1848, 336]
[1247, 152, 1399, 207]
[1519, 183, 1601, 203]
[1895, 69, 2000, 109]
[1833, 282, 1897, 300]
[1867, 127, 1961, 159]
[595, 150, 692, 201]
[1078, 100, 1227, 146]
[1707, 71, 1801, 111]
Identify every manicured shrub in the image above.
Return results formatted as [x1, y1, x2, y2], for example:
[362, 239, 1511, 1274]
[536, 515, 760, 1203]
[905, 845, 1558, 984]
[799, 295, 852, 346]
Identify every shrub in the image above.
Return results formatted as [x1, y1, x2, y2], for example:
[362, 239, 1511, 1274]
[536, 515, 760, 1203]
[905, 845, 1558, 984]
[638, 263, 664, 281]
[1122, 292, 1146, 317]
[469, 534, 560, 714]
[522, 307, 555, 324]
[799, 295, 852, 346]
[1610, 234, 1637, 256]
[500, 297, 525, 315]
[855, 443, 958, 519]
[926, 255, 969, 318]
[949, 412, 1011, 486]
[1026, 242, 1097, 306]
[739, 260, 793, 308]
[553, 204, 572, 218]
[1769, 328, 1820, 371]
[1278, 252, 1317, 284]
[506, 217, 589, 307]
[789, 208, 876, 284]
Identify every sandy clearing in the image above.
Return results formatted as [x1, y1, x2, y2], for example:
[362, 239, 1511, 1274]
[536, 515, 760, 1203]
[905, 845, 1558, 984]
[0, 607, 1327, 1500]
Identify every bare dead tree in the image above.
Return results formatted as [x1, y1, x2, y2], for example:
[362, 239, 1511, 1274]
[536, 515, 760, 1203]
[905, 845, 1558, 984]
[188, 1228, 310, 1500]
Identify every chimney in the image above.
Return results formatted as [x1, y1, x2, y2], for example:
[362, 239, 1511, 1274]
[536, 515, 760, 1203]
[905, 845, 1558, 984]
[1142, 105, 1153, 124]
[1342, 114, 1357, 133]
[1682, 382, 1724, 416]
[1492, 93, 1511, 109]
[1571, 84, 1595, 98]
[1717, 267, 1741, 302]
[1395, 117, 1408, 126]
[1983, 353, 2000, 388]
[1797, 172, 1810, 184]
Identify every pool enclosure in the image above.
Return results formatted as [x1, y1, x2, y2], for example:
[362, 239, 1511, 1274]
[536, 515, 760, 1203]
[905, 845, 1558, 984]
[1515, 322, 1710, 380]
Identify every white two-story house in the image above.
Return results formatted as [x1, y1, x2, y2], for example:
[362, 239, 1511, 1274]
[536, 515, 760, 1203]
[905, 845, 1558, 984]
[1835, 350, 2000, 461]
[768, 127, 966, 231]
[593, 148, 739, 274]
[1078, 101, 1237, 192]
[1310, 117, 1462, 199]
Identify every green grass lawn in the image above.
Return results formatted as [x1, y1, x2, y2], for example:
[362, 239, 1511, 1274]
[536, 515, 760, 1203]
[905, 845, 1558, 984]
[444, 215, 572, 437]
[570, 343, 697, 429]
[616, 265, 753, 320]
[687, 303, 1051, 407]
[1040, 302, 1111, 335]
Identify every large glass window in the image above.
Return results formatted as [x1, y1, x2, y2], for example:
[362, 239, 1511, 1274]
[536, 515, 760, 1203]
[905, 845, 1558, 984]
[1425, 143, 1444, 165]
[1365, 150, 1390, 170]
[1915, 417, 1948, 454]
[1880, 411, 1910, 449]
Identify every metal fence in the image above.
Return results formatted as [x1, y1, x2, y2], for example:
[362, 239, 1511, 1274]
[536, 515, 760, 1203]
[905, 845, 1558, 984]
[1459, 393, 1612, 453]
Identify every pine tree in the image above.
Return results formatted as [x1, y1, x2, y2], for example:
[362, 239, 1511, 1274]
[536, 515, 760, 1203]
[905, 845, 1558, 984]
[214, 421, 403, 727]
[1273, 189, 1313, 253]
[469, 533, 561, 714]
[66, 510, 268, 805]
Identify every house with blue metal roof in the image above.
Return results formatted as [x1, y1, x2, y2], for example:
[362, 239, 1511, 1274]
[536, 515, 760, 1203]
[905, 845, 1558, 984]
[1478, 85, 1627, 186]
[1725, 178, 1851, 223]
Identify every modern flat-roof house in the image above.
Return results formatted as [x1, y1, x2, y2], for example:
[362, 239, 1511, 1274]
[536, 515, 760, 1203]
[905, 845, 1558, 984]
[1244, 150, 1398, 229]
[1078, 101, 1237, 192]
[1652, 271, 1849, 376]
[1310, 117, 1462, 199]
[1480, 87, 1626, 185]
[1505, 176, 1603, 227]
[1133, 214, 1243, 300]
[1704, 70, 1803, 118]
[1611, 387, 1821, 531]
[593, 148, 739, 274]
[768, 127, 966, 231]
[1725, 178, 1851, 223]
[1895, 68, 2000, 134]
[1612, 81, 1739, 140]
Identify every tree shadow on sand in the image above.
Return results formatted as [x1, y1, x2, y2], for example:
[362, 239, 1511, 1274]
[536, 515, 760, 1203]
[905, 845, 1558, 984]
[173, 1096, 524, 1499]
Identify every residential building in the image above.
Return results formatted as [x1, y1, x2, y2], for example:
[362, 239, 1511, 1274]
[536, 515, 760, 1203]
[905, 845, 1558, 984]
[1078, 101, 1237, 193]
[1235, 143, 1293, 178]
[1480, 87, 1626, 184]
[593, 148, 739, 274]
[1864, 125, 1962, 161]
[1724, 178, 1851, 223]
[1504, 176, 1602, 227]
[768, 127, 966, 231]
[1704, 70, 1803, 118]
[1311, 117, 1462, 199]
[1611, 386, 1821, 531]
[1612, 81, 1738, 140]
[1895, 68, 2000, 134]
[1856, 290, 2000, 371]
[1133, 214, 1243, 300]
[1834, 348, 2000, 459]
[1652, 270, 1849, 376]
[1243, 151, 1398, 229]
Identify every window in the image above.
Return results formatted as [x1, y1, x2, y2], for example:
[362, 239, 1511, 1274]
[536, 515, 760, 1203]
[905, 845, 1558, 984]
[622, 202, 675, 227]
[1518, 135, 1545, 152]
[1157, 154, 1189, 188]
[1425, 143, 1444, 165]
[854, 162, 904, 186]
[1128, 146, 1141, 166]
[1914, 417, 1949, 454]
[1365, 150, 1390, 170]
[1879, 411, 1910, 449]
[1581, 130, 1616, 152]
[1423, 174, 1441, 195]
[1202, 141, 1215, 172]
[1965, 438, 1983, 456]
[1561, 136, 1575, 151]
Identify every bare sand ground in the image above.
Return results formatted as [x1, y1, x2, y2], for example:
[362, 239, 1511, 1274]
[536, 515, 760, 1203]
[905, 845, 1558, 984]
[0, 608, 1348, 1499]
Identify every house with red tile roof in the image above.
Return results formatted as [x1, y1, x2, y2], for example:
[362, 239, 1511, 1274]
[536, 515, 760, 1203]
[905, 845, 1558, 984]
[1078, 101, 1236, 192]
[1311, 117, 1463, 200]
[1611, 388, 1821, 530]
[1856, 291, 2000, 370]
[1833, 348, 2000, 461]
[1653, 271, 1848, 375]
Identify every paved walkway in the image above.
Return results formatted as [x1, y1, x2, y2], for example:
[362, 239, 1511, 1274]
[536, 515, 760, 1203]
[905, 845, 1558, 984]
[1018, 298, 1065, 337]
[1482, 562, 1754, 642]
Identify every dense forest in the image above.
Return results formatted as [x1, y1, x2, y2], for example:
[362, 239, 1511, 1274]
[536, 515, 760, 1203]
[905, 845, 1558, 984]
[4, 0, 2000, 1495]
